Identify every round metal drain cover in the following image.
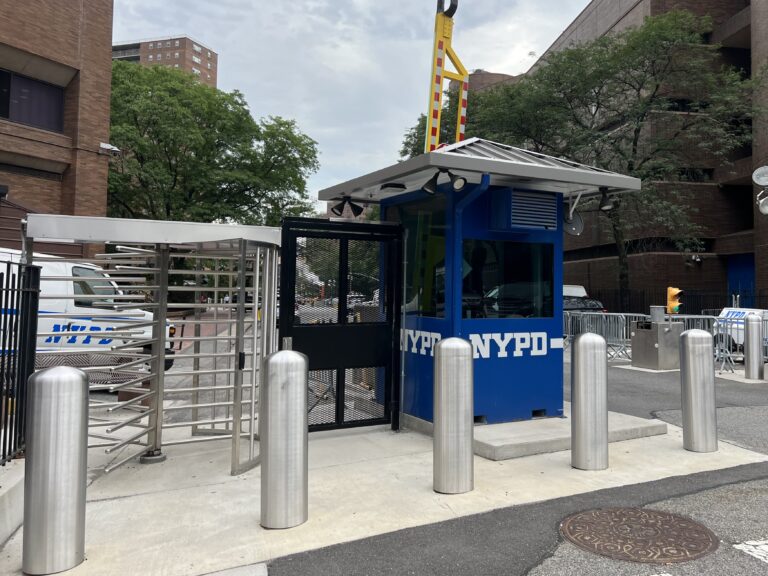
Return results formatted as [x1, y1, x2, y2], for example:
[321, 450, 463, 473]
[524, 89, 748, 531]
[560, 508, 719, 564]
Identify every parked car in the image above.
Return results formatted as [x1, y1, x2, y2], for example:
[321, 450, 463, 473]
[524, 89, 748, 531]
[563, 296, 606, 312]
[563, 284, 588, 298]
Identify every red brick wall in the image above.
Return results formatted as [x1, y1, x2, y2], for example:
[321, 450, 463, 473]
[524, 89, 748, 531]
[0, 170, 62, 215]
[0, 0, 112, 227]
[565, 183, 752, 251]
[564, 252, 728, 293]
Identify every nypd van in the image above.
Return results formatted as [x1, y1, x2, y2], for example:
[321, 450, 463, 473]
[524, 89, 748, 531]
[0, 248, 174, 378]
[717, 307, 768, 351]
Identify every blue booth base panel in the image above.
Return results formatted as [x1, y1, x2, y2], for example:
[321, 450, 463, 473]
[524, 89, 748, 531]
[400, 318, 564, 424]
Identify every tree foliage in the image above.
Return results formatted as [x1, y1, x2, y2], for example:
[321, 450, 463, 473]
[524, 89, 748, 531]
[108, 61, 319, 226]
[401, 11, 756, 306]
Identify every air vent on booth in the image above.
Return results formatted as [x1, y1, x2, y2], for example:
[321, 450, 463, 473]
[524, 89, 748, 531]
[510, 191, 558, 229]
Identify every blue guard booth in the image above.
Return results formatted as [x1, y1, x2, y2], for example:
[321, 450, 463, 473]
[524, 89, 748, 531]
[319, 138, 640, 425]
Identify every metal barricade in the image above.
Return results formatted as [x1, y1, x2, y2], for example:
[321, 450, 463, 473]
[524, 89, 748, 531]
[713, 317, 740, 373]
[563, 312, 647, 360]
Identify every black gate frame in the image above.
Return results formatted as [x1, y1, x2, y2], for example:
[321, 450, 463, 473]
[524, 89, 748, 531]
[1, 261, 40, 466]
[279, 217, 403, 431]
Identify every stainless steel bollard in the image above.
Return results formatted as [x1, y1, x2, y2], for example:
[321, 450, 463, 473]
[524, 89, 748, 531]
[433, 337, 473, 494]
[260, 350, 308, 529]
[23, 366, 88, 575]
[680, 329, 718, 452]
[744, 314, 764, 380]
[571, 333, 608, 470]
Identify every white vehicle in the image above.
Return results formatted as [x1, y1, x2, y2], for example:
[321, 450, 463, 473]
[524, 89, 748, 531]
[716, 307, 768, 351]
[563, 284, 588, 298]
[0, 248, 175, 377]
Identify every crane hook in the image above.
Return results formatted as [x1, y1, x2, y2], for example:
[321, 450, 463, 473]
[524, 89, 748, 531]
[436, 0, 458, 18]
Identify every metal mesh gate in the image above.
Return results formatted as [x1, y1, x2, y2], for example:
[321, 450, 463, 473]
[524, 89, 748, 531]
[280, 217, 402, 431]
[25, 215, 279, 474]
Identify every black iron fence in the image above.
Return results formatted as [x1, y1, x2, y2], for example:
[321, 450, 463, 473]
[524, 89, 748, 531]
[1, 261, 40, 466]
[590, 288, 761, 316]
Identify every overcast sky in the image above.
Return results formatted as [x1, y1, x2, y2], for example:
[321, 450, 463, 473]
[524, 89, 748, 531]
[114, 0, 590, 206]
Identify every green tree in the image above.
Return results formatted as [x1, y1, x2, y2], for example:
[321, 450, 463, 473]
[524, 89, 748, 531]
[108, 61, 319, 226]
[402, 11, 756, 309]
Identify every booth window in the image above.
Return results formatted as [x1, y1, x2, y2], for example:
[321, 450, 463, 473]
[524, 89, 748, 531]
[462, 239, 553, 319]
[389, 197, 446, 318]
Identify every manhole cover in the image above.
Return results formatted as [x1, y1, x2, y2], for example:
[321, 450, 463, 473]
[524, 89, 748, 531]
[560, 508, 719, 564]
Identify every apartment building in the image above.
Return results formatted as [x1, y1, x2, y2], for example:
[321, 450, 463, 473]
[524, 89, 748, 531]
[112, 36, 218, 87]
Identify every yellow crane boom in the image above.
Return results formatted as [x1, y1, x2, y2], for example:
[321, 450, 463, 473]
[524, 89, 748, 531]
[425, 0, 469, 153]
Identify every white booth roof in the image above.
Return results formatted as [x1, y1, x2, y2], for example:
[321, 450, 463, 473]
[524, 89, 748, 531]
[318, 138, 641, 203]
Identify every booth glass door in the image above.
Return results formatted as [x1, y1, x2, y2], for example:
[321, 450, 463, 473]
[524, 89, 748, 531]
[279, 217, 402, 431]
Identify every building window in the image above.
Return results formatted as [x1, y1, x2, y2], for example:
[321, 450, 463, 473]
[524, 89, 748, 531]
[192, 55, 201, 64]
[207, 51, 211, 58]
[207, 62, 211, 69]
[193, 43, 202, 53]
[149, 42, 153, 49]
[207, 74, 211, 80]
[165, 41, 171, 48]
[157, 53, 162, 60]
[0, 68, 64, 133]
[192, 67, 201, 75]
[175, 40, 180, 47]
[174, 52, 179, 59]
[174, 64, 179, 68]
[0, 70, 9, 119]
[166, 52, 171, 59]
[148, 54, 153, 61]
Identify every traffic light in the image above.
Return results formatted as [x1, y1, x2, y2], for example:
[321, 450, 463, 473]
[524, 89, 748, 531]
[666, 286, 683, 314]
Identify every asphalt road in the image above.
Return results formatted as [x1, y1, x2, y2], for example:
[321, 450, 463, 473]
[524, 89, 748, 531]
[268, 463, 768, 576]
[267, 360, 768, 576]
[563, 361, 768, 421]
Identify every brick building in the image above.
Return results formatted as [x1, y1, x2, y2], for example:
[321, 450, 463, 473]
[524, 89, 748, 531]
[112, 36, 218, 88]
[534, 0, 765, 309]
[0, 0, 113, 245]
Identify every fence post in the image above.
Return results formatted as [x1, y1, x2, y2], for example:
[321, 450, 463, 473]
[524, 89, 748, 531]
[23, 367, 88, 575]
[433, 337, 474, 494]
[680, 329, 718, 452]
[744, 314, 764, 380]
[260, 350, 308, 529]
[571, 333, 608, 470]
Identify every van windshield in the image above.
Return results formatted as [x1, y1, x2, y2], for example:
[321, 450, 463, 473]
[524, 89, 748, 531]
[73, 266, 118, 307]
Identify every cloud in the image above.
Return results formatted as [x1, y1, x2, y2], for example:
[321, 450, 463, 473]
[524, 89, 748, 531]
[113, 0, 589, 207]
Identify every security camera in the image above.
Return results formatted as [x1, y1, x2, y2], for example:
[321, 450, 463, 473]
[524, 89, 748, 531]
[99, 142, 122, 157]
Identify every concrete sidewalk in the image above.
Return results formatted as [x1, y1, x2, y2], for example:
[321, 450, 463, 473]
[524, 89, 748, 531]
[2, 417, 766, 576]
